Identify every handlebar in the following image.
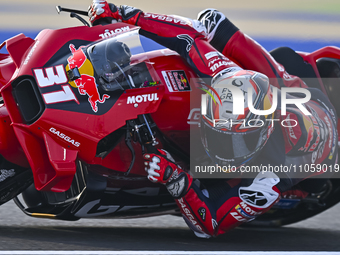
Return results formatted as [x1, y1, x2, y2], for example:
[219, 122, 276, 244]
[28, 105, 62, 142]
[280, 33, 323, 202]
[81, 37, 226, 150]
[56, 6, 88, 16]
[56, 6, 90, 27]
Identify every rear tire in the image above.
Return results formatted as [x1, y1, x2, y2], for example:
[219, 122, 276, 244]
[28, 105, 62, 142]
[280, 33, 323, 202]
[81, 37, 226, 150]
[244, 179, 340, 227]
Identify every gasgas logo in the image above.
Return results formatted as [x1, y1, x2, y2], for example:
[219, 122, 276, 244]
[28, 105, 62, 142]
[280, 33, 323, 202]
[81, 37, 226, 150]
[49, 127, 80, 147]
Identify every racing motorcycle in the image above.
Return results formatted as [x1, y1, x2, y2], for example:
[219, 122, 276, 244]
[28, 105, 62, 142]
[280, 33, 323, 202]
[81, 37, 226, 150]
[0, 6, 340, 227]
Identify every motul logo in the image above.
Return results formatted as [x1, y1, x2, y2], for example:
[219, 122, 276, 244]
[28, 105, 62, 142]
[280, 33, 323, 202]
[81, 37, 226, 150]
[127, 93, 159, 104]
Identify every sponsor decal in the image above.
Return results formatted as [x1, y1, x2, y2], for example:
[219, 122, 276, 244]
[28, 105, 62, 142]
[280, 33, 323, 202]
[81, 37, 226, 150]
[324, 112, 337, 160]
[205, 51, 224, 60]
[187, 108, 200, 125]
[126, 93, 159, 104]
[324, 115, 333, 149]
[33, 43, 111, 113]
[49, 127, 80, 147]
[177, 198, 203, 231]
[298, 107, 328, 163]
[230, 211, 248, 222]
[99, 26, 130, 39]
[74, 199, 119, 217]
[239, 190, 268, 207]
[299, 115, 314, 152]
[235, 205, 252, 219]
[162, 70, 191, 92]
[66, 44, 110, 112]
[288, 126, 297, 139]
[236, 201, 261, 218]
[198, 207, 206, 221]
[75, 198, 166, 218]
[0, 169, 15, 182]
[284, 113, 301, 146]
[33, 65, 80, 106]
[209, 61, 235, 72]
[144, 13, 187, 25]
[232, 202, 261, 222]
[23, 40, 40, 65]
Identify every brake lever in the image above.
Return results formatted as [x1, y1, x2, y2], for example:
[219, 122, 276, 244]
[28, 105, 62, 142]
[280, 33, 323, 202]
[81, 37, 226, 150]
[70, 13, 90, 27]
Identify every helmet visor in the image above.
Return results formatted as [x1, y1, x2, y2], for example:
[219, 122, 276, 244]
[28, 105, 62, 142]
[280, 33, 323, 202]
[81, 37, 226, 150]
[201, 120, 268, 166]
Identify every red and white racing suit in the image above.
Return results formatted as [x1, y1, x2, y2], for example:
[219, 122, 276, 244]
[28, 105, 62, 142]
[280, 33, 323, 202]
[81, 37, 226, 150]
[90, 4, 338, 237]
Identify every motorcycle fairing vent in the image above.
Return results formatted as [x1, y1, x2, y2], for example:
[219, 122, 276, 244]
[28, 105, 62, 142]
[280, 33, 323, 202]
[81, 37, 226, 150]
[12, 77, 45, 124]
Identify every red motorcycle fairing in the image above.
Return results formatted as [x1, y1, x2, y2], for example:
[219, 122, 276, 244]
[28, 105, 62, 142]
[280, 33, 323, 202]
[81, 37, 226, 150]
[0, 33, 35, 70]
[8, 84, 165, 192]
[0, 23, 203, 193]
[0, 50, 16, 86]
[0, 24, 169, 192]
[147, 49, 202, 155]
[0, 105, 28, 167]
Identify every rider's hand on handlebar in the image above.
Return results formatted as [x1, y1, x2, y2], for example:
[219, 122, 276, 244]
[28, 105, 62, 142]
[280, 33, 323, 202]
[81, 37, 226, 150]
[144, 149, 192, 198]
[88, 0, 120, 26]
[88, 0, 142, 26]
[144, 149, 180, 184]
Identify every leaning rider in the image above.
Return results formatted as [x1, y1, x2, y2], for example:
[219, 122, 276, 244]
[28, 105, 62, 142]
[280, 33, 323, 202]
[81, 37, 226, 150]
[88, 0, 338, 238]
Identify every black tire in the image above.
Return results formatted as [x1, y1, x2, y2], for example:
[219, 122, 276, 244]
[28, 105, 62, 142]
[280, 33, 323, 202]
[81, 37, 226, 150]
[243, 178, 340, 227]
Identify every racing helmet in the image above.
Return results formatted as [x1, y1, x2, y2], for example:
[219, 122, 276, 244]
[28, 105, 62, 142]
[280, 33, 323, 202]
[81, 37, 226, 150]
[106, 40, 132, 68]
[88, 39, 132, 90]
[200, 70, 275, 168]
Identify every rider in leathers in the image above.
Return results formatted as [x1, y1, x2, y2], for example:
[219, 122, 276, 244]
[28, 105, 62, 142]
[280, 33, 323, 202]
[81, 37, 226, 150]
[88, 1, 338, 238]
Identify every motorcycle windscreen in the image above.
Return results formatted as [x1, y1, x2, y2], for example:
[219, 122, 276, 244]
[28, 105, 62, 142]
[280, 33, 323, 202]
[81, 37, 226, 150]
[87, 28, 158, 92]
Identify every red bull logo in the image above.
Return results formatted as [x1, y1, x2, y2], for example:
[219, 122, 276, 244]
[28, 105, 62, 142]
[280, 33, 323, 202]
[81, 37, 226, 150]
[66, 44, 110, 112]
[179, 73, 187, 88]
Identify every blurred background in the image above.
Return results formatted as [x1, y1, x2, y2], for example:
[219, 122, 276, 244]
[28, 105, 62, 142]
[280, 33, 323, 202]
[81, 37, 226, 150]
[1, 0, 340, 52]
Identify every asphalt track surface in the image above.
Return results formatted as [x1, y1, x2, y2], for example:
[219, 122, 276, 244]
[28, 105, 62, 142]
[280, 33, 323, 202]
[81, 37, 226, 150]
[1, 0, 340, 252]
[1, 200, 340, 251]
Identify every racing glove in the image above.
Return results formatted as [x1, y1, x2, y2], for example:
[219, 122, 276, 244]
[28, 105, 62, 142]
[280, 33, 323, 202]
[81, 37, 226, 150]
[144, 149, 193, 198]
[88, 0, 142, 26]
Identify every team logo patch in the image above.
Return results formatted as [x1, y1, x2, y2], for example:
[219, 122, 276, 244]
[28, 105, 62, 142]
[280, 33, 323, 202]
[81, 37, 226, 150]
[66, 44, 110, 113]
[198, 207, 206, 221]
[0, 169, 15, 182]
[162, 70, 191, 92]
[235, 205, 255, 219]
[239, 190, 268, 207]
